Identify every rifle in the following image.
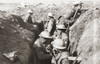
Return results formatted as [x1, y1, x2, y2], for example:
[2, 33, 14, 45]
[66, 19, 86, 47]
[67, 6, 80, 51]
[56, 16, 62, 24]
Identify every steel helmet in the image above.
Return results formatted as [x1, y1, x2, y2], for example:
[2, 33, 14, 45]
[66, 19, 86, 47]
[56, 24, 66, 30]
[48, 12, 53, 17]
[52, 39, 66, 49]
[39, 31, 52, 39]
[27, 9, 33, 14]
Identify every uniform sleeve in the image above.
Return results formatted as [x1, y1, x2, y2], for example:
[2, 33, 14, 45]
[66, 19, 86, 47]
[34, 39, 39, 45]
[33, 39, 52, 60]
[44, 21, 48, 29]
[35, 47, 52, 60]
[51, 56, 56, 64]
[47, 20, 54, 33]
[52, 31, 57, 39]
[61, 58, 70, 64]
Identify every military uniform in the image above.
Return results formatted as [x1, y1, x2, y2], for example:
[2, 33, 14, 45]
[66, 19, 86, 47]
[33, 39, 52, 64]
[25, 14, 33, 24]
[46, 18, 56, 36]
[57, 16, 68, 28]
[51, 39, 70, 64]
[61, 32, 68, 45]
[32, 31, 52, 64]
[24, 9, 33, 24]
[45, 12, 56, 36]
[52, 51, 70, 64]
[54, 32, 68, 45]
[53, 24, 69, 48]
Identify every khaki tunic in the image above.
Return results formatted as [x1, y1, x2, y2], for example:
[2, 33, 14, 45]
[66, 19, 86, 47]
[52, 51, 70, 64]
[33, 39, 52, 64]
[53, 32, 68, 47]
[45, 18, 56, 35]
[58, 7, 82, 27]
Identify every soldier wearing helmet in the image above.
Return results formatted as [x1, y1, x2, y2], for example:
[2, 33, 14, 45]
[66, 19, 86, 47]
[51, 38, 70, 64]
[64, 1, 83, 20]
[58, 1, 84, 28]
[32, 31, 53, 64]
[72, 1, 83, 19]
[44, 12, 56, 36]
[53, 24, 68, 47]
[24, 9, 33, 24]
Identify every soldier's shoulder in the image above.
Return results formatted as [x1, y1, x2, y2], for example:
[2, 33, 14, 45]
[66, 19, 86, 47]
[33, 39, 41, 47]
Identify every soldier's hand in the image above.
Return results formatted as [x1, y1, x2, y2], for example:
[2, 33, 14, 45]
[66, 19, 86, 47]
[69, 27, 73, 31]
[51, 57, 56, 64]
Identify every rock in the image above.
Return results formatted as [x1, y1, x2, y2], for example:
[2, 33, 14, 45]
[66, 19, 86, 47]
[3, 51, 18, 62]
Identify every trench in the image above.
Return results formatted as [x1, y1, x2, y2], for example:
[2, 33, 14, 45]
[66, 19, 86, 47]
[0, 3, 95, 64]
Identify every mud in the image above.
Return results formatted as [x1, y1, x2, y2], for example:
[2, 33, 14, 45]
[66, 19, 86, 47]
[0, 2, 95, 64]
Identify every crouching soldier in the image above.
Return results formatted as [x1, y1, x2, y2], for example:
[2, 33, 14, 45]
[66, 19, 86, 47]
[53, 24, 68, 48]
[51, 38, 70, 64]
[33, 31, 53, 64]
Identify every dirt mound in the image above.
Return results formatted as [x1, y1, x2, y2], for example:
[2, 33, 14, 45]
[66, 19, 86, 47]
[0, 11, 40, 64]
[69, 7, 100, 64]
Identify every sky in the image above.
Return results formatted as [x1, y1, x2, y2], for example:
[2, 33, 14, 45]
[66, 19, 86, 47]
[0, 0, 98, 4]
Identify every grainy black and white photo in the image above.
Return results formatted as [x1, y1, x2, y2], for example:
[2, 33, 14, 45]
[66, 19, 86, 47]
[0, 0, 99, 64]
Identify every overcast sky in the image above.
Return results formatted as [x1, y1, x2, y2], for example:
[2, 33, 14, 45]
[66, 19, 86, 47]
[0, 0, 97, 4]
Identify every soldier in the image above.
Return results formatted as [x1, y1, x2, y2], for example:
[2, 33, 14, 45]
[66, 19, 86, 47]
[58, 1, 84, 28]
[45, 12, 56, 36]
[53, 24, 68, 48]
[72, 1, 83, 19]
[56, 2, 84, 35]
[24, 9, 33, 24]
[51, 38, 70, 64]
[32, 31, 53, 64]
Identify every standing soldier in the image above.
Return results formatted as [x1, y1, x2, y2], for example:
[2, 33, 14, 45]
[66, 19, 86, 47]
[45, 12, 56, 36]
[32, 31, 53, 64]
[51, 38, 70, 64]
[24, 9, 33, 24]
